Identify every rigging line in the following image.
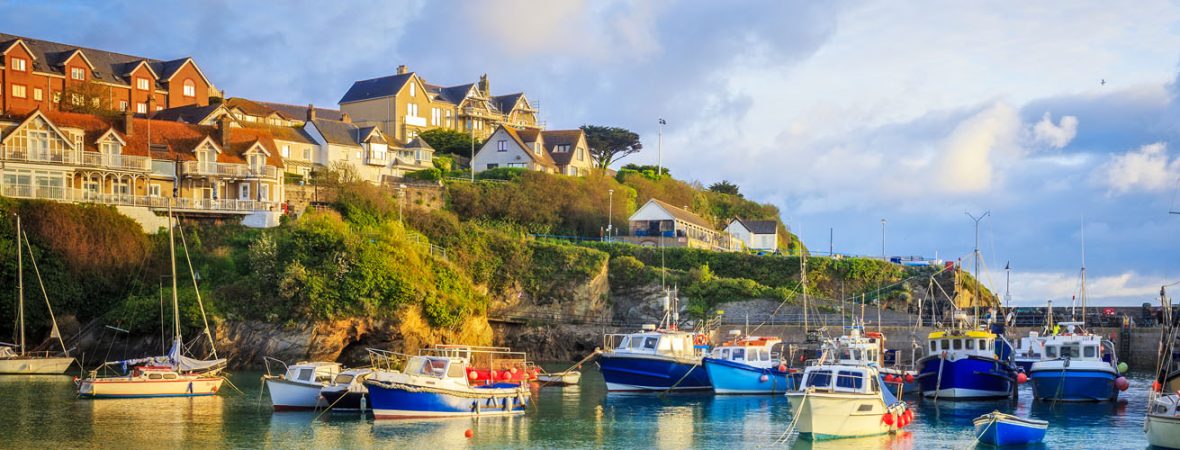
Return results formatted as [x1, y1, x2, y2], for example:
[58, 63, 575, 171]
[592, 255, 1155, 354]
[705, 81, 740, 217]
[174, 217, 217, 358]
[21, 229, 67, 354]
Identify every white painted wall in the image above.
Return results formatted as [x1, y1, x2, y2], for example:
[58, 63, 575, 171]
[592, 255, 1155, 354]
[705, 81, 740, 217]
[473, 128, 540, 172]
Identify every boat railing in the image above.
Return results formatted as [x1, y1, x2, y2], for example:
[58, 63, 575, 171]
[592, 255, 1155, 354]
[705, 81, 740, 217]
[261, 356, 289, 378]
[367, 349, 412, 372]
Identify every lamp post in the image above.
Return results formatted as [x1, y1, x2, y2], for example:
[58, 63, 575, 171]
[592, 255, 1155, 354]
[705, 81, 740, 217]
[657, 118, 666, 179]
[880, 218, 887, 261]
[398, 183, 407, 222]
[466, 107, 476, 182]
[607, 189, 614, 241]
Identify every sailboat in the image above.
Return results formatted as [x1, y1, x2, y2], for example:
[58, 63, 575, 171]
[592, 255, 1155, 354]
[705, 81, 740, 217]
[1147, 286, 1180, 448]
[76, 204, 226, 398]
[0, 214, 74, 374]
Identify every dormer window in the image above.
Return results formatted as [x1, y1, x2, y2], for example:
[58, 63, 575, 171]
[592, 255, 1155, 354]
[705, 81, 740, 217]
[183, 79, 196, 97]
[100, 140, 123, 155]
[71, 67, 85, 80]
[137, 78, 150, 90]
[248, 153, 265, 170]
[11, 57, 26, 71]
[555, 144, 570, 152]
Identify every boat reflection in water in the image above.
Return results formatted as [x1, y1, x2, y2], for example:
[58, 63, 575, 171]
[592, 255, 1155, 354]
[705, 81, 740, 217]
[87, 395, 227, 446]
[369, 416, 530, 447]
[786, 432, 916, 450]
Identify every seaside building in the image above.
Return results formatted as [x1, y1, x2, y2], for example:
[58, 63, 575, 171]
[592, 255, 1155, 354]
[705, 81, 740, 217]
[0, 109, 285, 229]
[471, 125, 593, 176]
[621, 198, 740, 252]
[725, 218, 779, 252]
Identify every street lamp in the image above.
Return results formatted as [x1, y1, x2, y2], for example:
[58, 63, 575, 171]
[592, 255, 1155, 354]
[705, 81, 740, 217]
[966, 211, 990, 321]
[657, 118, 666, 179]
[880, 218, 887, 261]
[607, 189, 614, 241]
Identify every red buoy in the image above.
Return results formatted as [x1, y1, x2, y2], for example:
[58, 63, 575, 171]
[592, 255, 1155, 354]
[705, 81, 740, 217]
[1016, 373, 1028, 384]
[904, 373, 914, 384]
[1154, 380, 1163, 392]
[778, 364, 788, 372]
[884, 374, 895, 383]
[882, 413, 894, 426]
[1115, 376, 1130, 391]
[464, 429, 473, 438]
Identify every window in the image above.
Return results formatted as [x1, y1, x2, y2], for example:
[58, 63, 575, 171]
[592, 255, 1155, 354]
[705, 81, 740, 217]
[497, 140, 507, 151]
[629, 337, 643, 350]
[1045, 346, 1057, 358]
[643, 337, 658, 350]
[148, 184, 161, 197]
[555, 144, 570, 152]
[966, 339, 975, 350]
[836, 371, 863, 390]
[259, 184, 269, 201]
[33, 88, 42, 101]
[239, 183, 250, 200]
[577, 148, 585, 161]
[806, 370, 832, 389]
[952, 339, 962, 350]
[183, 79, 195, 97]
[83, 181, 100, 194]
[732, 348, 745, 361]
[615, 337, 629, 349]
[52, 92, 60, 103]
[137, 102, 147, 114]
[148, 373, 162, 380]
[979, 339, 988, 351]
[11, 84, 26, 98]
[137, 78, 150, 90]
[303, 148, 312, 160]
[407, 103, 418, 117]
[11, 57, 26, 71]
[118, 100, 127, 111]
[486, 163, 499, 169]
[71, 67, 85, 80]
[281, 145, 290, 158]
[431, 108, 440, 125]
[409, 83, 416, 97]
[1084, 346, 1096, 358]
[507, 162, 526, 168]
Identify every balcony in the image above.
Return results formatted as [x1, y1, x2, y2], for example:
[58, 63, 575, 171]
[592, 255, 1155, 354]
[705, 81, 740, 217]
[404, 115, 427, 127]
[0, 183, 277, 213]
[365, 151, 391, 166]
[181, 161, 279, 179]
[1, 147, 151, 172]
[80, 152, 152, 172]
[2, 147, 81, 165]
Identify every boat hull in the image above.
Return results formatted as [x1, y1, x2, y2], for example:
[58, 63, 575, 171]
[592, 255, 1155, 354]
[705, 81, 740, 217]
[537, 371, 581, 386]
[366, 381, 529, 419]
[918, 355, 1015, 399]
[78, 376, 223, 398]
[320, 389, 369, 412]
[1029, 368, 1117, 402]
[0, 356, 73, 374]
[266, 378, 327, 410]
[786, 392, 893, 440]
[1147, 414, 1180, 449]
[702, 358, 792, 394]
[973, 415, 1047, 446]
[598, 353, 710, 392]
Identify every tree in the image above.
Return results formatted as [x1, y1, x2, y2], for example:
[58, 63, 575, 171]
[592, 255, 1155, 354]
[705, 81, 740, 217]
[59, 79, 118, 117]
[420, 128, 481, 157]
[581, 125, 642, 168]
[618, 164, 669, 181]
[707, 180, 742, 197]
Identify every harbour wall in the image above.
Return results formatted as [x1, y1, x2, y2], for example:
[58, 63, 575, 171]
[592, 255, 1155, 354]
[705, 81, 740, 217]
[726, 325, 1166, 371]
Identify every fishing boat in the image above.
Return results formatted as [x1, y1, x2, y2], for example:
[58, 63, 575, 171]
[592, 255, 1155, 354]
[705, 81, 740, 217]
[702, 331, 792, 394]
[364, 347, 532, 419]
[1028, 322, 1126, 402]
[597, 287, 711, 392]
[1013, 330, 1045, 373]
[786, 335, 913, 440]
[917, 323, 1019, 400]
[972, 411, 1048, 446]
[1148, 286, 1180, 449]
[0, 214, 74, 374]
[320, 368, 375, 412]
[262, 360, 342, 410]
[77, 205, 226, 398]
[536, 370, 581, 386]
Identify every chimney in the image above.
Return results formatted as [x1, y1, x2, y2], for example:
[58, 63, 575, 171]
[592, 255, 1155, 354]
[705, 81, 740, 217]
[306, 104, 316, 121]
[217, 115, 232, 148]
[396, 65, 408, 75]
[479, 73, 489, 94]
[341, 112, 351, 124]
[123, 107, 134, 136]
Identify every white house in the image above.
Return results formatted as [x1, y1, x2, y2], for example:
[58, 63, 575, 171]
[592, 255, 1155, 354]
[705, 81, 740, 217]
[621, 198, 740, 252]
[303, 115, 431, 184]
[726, 219, 779, 252]
[472, 125, 557, 173]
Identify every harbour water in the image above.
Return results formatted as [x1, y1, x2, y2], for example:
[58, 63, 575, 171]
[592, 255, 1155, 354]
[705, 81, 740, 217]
[0, 367, 1156, 448]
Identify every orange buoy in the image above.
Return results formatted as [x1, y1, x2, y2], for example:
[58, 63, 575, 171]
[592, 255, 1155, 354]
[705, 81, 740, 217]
[468, 371, 478, 380]
[464, 429, 473, 438]
[882, 413, 894, 426]
[778, 364, 787, 372]
[1016, 373, 1028, 384]
[884, 374, 895, 383]
[1115, 377, 1129, 391]
[1154, 380, 1163, 392]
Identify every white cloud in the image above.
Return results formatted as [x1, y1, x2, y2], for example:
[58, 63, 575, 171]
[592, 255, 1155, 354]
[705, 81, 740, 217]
[1008, 270, 1168, 306]
[936, 103, 1023, 193]
[1099, 142, 1180, 194]
[1032, 112, 1079, 149]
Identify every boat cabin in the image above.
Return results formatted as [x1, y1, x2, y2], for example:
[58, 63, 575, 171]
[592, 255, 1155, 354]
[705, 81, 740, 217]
[927, 330, 998, 359]
[611, 331, 701, 359]
[827, 329, 886, 366]
[284, 362, 342, 384]
[332, 368, 373, 387]
[709, 332, 782, 365]
[798, 365, 880, 395]
[132, 366, 180, 379]
[1039, 325, 1116, 364]
[405, 356, 468, 380]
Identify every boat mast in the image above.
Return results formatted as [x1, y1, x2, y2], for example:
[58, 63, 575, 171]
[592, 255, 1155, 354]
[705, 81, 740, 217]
[16, 214, 24, 356]
[1080, 219, 1087, 327]
[168, 202, 180, 345]
[801, 249, 809, 332]
[967, 211, 989, 327]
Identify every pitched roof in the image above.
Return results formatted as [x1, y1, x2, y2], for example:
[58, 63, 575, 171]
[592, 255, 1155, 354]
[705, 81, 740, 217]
[241, 122, 315, 145]
[254, 100, 344, 122]
[0, 33, 204, 89]
[647, 198, 714, 230]
[338, 73, 415, 104]
[541, 129, 584, 166]
[406, 136, 434, 150]
[732, 219, 778, 235]
[225, 97, 284, 119]
[152, 104, 224, 124]
[516, 128, 540, 143]
[437, 84, 474, 105]
[499, 126, 556, 168]
[309, 118, 365, 147]
[491, 93, 523, 113]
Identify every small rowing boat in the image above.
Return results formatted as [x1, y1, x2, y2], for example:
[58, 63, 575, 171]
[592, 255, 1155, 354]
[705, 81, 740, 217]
[973, 411, 1048, 446]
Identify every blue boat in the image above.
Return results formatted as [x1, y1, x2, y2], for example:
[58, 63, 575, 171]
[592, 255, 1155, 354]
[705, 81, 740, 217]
[1028, 322, 1125, 402]
[973, 411, 1048, 446]
[364, 349, 532, 419]
[702, 332, 792, 394]
[917, 327, 1019, 400]
[598, 289, 712, 392]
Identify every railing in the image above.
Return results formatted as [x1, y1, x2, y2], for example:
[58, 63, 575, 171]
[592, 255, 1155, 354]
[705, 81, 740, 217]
[2, 148, 153, 172]
[80, 152, 151, 171]
[404, 115, 427, 127]
[181, 161, 279, 179]
[365, 152, 391, 166]
[0, 184, 277, 213]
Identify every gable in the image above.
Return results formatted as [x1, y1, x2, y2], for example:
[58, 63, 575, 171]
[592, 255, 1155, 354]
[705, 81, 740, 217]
[1, 39, 35, 60]
[162, 58, 211, 86]
[1, 111, 78, 151]
[63, 49, 96, 69]
[126, 60, 159, 79]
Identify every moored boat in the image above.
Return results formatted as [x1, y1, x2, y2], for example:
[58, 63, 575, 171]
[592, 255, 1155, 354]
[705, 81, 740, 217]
[1148, 286, 1180, 449]
[917, 325, 1019, 400]
[972, 411, 1048, 446]
[1028, 322, 1126, 402]
[0, 214, 74, 375]
[702, 331, 792, 394]
[263, 360, 342, 411]
[598, 288, 711, 392]
[365, 351, 531, 419]
[320, 368, 374, 412]
[1013, 330, 1044, 373]
[536, 370, 581, 386]
[786, 339, 912, 440]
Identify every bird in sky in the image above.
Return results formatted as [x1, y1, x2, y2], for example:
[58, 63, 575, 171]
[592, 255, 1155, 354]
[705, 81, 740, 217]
[1100, 79, 1107, 86]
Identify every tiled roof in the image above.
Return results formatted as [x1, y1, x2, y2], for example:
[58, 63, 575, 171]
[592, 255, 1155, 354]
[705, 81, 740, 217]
[0, 33, 198, 89]
[500, 126, 556, 168]
[437, 84, 474, 105]
[647, 198, 714, 230]
[516, 128, 540, 143]
[254, 101, 344, 122]
[309, 118, 365, 147]
[225, 97, 283, 119]
[733, 219, 778, 235]
[541, 129, 584, 166]
[406, 136, 434, 150]
[491, 93, 523, 113]
[152, 104, 224, 124]
[338, 73, 414, 104]
[241, 122, 315, 145]
[357, 126, 387, 145]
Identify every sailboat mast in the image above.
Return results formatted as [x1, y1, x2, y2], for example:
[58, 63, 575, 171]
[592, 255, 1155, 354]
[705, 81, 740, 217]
[16, 214, 24, 356]
[967, 211, 989, 326]
[801, 250, 808, 331]
[1080, 220, 1087, 326]
[168, 203, 180, 343]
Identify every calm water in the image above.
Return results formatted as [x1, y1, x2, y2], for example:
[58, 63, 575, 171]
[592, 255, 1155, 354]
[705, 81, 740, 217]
[0, 367, 1157, 449]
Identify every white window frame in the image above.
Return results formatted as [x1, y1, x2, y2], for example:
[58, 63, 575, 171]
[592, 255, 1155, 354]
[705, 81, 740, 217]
[137, 78, 150, 90]
[136, 102, 147, 114]
[12, 57, 26, 71]
[32, 87, 42, 101]
[497, 140, 507, 151]
[281, 145, 290, 158]
[11, 84, 26, 98]
[148, 184, 161, 197]
[409, 83, 416, 97]
[70, 67, 85, 80]
[183, 79, 196, 97]
[239, 183, 251, 200]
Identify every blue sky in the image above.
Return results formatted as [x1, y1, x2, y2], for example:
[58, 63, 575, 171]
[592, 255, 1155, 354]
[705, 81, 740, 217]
[5, 0, 1180, 305]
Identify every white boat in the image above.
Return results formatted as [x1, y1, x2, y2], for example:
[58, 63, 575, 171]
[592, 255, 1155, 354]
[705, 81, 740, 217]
[263, 360, 342, 410]
[786, 335, 912, 441]
[320, 368, 375, 412]
[1147, 287, 1180, 449]
[1028, 322, 1125, 402]
[537, 370, 581, 386]
[77, 204, 226, 398]
[0, 214, 74, 374]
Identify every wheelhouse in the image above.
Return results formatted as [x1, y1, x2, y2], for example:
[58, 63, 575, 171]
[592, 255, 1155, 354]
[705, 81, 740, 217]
[611, 332, 699, 359]
[284, 362, 341, 384]
[405, 356, 468, 380]
[927, 331, 996, 358]
[799, 366, 879, 394]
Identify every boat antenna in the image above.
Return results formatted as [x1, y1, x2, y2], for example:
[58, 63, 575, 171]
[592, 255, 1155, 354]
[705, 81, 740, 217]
[168, 201, 181, 346]
[15, 213, 24, 356]
[1004, 261, 1011, 310]
[801, 245, 809, 332]
[966, 211, 989, 327]
[1080, 217, 1087, 327]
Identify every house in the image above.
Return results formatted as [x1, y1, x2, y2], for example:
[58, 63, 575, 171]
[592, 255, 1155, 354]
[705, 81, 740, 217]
[472, 125, 557, 173]
[0, 108, 285, 229]
[303, 113, 434, 184]
[338, 65, 541, 142]
[541, 129, 594, 176]
[1, 33, 215, 115]
[726, 219, 779, 252]
[621, 199, 739, 252]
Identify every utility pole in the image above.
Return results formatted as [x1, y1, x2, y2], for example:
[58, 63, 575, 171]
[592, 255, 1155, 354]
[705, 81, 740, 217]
[1004, 261, 1011, 310]
[966, 211, 990, 323]
[880, 219, 887, 261]
[607, 189, 614, 241]
[657, 118, 666, 179]
[829, 227, 833, 256]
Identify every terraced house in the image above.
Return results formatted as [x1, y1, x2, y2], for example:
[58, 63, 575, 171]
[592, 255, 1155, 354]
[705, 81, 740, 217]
[338, 65, 541, 142]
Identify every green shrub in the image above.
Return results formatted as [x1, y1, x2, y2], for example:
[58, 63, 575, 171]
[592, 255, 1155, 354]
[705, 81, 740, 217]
[406, 168, 443, 182]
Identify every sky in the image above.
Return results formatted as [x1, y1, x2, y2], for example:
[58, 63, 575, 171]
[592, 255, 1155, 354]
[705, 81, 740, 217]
[5, 0, 1180, 306]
